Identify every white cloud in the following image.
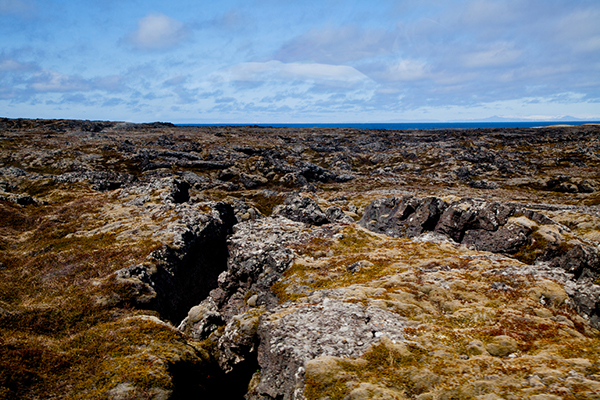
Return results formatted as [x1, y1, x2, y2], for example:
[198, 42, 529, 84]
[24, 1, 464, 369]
[29, 71, 91, 92]
[459, 0, 518, 27]
[198, 61, 378, 117]
[163, 75, 188, 87]
[557, 9, 600, 53]
[203, 9, 249, 31]
[217, 60, 373, 88]
[275, 26, 395, 64]
[461, 44, 522, 68]
[124, 13, 189, 51]
[382, 60, 429, 81]
[0, 58, 35, 72]
[92, 75, 126, 92]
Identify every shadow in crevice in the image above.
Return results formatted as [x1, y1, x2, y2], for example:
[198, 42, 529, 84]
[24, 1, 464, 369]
[143, 202, 237, 325]
[170, 349, 260, 400]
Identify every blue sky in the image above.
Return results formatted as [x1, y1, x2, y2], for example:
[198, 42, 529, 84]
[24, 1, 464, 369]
[1, 0, 599, 123]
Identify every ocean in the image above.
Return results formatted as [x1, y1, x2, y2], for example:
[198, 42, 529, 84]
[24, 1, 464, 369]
[177, 121, 600, 130]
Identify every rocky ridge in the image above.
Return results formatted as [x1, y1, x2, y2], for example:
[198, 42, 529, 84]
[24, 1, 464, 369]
[1, 118, 600, 399]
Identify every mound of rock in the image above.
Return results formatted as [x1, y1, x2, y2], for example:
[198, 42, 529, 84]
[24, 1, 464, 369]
[360, 195, 600, 325]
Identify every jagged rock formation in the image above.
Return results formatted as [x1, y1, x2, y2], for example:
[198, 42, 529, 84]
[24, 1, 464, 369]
[1, 118, 600, 399]
[115, 200, 235, 323]
[359, 195, 600, 327]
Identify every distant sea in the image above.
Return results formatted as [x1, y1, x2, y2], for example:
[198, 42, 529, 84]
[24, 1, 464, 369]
[178, 121, 600, 130]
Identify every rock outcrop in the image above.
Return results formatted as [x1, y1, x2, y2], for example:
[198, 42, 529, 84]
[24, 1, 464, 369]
[360, 195, 600, 326]
[115, 200, 235, 323]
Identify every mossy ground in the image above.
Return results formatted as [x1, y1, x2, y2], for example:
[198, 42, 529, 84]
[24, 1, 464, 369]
[2, 122, 600, 399]
[269, 225, 600, 399]
[0, 184, 171, 399]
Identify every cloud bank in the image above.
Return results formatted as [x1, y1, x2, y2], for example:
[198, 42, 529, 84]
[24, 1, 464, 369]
[1, 1, 599, 122]
[124, 13, 190, 51]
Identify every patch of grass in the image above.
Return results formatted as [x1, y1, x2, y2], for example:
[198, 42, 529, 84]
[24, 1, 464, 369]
[304, 374, 348, 400]
[95, 148, 142, 177]
[0, 202, 33, 232]
[65, 317, 211, 399]
[584, 193, 600, 206]
[513, 231, 548, 264]
[248, 192, 285, 216]
[306, 341, 431, 399]
[0, 336, 72, 399]
[0, 312, 214, 399]
[0, 184, 169, 399]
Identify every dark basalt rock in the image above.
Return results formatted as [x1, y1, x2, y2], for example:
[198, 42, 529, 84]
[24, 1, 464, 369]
[433, 199, 518, 243]
[178, 160, 234, 170]
[468, 179, 498, 189]
[170, 179, 190, 203]
[178, 217, 301, 382]
[578, 183, 595, 193]
[181, 170, 210, 189]
[360, 195, 600, 326]
[0, 193, 37, 206]
[360, 195, 563, 256]
[53, 171, 137, 191]
[324, 206, 354, 223]
[546, 177, 579, 193]
[116, 202, 235, 323]
[460, 224, 530, 254]
[545, 176, 596, 193]
[295, 160, 336, 183]
[272, 194, 330, 226]
[360, 195, 447, 238]
[294, 160, 353, 184]
[549, 244, 600, 279]
[0, 166, 27, 177]
[239, 173, 268, 189]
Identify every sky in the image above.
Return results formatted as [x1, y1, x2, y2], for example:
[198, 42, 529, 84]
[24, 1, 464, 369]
[1, 0, 599, 123]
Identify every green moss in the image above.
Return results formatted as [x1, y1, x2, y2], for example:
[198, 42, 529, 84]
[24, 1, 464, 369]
[305, 341, 431, 399]
[304, 374, 348, 400]
[62, 318, 202, 399]
[334, 226, 374, 252]
[480, 312, 561, 353]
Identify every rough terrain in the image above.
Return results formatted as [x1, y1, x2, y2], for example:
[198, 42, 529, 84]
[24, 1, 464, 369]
[1, 118, 599, 399]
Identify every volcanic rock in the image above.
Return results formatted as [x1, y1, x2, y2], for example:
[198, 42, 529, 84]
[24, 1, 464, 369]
[2, 119, 600, 400]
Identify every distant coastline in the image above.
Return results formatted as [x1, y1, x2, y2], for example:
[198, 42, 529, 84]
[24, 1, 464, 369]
[177, 121, 600, 130]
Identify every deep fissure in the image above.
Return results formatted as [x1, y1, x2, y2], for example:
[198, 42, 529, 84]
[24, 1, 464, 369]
[148, 204, 257, 398]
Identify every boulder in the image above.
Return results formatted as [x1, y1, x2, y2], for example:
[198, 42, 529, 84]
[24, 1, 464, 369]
[272, 194, 330, 226]
[359, 196, 447, 238]
[324, 206, 354, 223]
[239, 173, 268, 189]
[468, 180, 498, 189]
[254, 298, 407, 399]
[53, 170, 137, 192]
